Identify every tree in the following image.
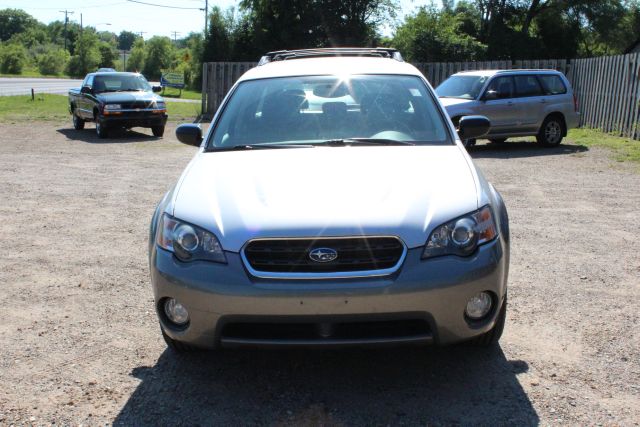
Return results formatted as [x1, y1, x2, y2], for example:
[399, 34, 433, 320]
[66, 31, 101, 77]
[0, 43, 27, 74]
[37, 47, 70, 75]
[127, 38, 145, 72]
[142, 36, 174, 79]
[393, 6, 487, 62]
[118, 30, 138, 51]
[98, 42, 117, 68]
[0, 9, 38, 42]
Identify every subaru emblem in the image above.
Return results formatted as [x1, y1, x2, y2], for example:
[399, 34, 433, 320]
[309, 247, 338, 263]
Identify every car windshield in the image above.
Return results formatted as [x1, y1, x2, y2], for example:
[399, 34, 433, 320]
[93, 74, 151, 93]
[436, 75, 489, 100]
[207, 74, 451, 149]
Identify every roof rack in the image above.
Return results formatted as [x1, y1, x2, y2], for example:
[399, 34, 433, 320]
[258, 48, 404, 65]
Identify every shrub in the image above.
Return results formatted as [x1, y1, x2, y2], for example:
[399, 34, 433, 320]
[0, 43, 27, 74]
[37, 48, 69, 75]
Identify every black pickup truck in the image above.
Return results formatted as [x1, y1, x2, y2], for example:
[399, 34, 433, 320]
[69, 72, 168, 138]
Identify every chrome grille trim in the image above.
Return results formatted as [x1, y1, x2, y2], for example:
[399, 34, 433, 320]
[241, 236, 407, 280]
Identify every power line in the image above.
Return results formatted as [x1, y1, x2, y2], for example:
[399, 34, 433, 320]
[125, 0, 204, 10]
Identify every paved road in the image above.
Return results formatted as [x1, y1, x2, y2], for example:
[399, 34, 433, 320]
[0, 77, 83, 96]
[0, 77, 200, 103]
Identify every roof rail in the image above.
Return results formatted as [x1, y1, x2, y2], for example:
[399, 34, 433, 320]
[258, 48, 404, 65]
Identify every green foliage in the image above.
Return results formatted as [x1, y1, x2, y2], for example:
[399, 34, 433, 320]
[126, 38, 145, 72]
[66, 32, 101, 77]
[118, 30, 138, 51]
[142, 36, 174, 79]
[36, 47, 70, 75]
[394, 6, 487, 62]
[0, 9, 38, 42]
[98, 42, 117, 68]
[0, 43, 27, 74]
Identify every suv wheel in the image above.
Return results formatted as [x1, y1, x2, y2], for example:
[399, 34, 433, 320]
[537, 117, 564, 146]
[96, 121, 109, 139]
[72, 112, 85, 130]
[468, 295, 507, 347]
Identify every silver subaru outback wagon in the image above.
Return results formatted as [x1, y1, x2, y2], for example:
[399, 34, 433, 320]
[436, 69, 580, 147]
[149, 48, 510, 352]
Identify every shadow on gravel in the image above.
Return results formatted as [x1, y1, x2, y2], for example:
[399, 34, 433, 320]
[56, 128, 160, 144]
[469, 140, 588, 159]
[114, 346, 538, 425]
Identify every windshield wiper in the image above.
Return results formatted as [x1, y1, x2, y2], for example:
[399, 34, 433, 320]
[314, 138, 415, 146]
[209, 144, 315, 152]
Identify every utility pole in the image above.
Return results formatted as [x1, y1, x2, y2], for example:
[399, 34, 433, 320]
[138, 31, 146, 39]
[171, 31, 180, 43]
[204, 0, 208, 34]
[80, 13, 83, 33]
[59, 10, 74, 51]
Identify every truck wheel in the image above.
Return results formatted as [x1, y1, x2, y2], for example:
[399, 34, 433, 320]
[152, 126, 165, 137]
[96, 121, 109, 139]
[537, 116, 564, 147]
[72, 113, 85, 130]
[468, 294, 507, 347]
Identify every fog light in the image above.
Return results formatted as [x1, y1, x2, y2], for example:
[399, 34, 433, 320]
[164, 298, 189, 325]
[465, 292, 492, 320]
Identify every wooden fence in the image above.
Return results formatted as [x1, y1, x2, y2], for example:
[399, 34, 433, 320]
[202, 54, 640, 139]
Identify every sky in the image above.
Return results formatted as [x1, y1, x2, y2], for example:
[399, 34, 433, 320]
[0, 0, 431, 40]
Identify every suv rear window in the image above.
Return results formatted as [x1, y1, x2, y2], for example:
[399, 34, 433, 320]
[538, 75, 567, 95]
[514, 75, 544, 97]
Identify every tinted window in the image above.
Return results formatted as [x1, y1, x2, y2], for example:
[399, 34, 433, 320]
[539, 75, 567, 95]
[485, 76, 515, 99]
[436, 75, 489, 100]
[514, 75, 544, 97]
[92, 74, 151, 93]
[209, 75, 451, 148]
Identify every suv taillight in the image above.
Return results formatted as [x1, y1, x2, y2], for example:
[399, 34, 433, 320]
[573, 93, 578, 112]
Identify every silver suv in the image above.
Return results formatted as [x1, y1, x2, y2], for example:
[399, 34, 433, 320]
[436, 70, 580, 147]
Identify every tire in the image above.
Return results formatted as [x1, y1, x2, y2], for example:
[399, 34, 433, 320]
[162, 328, 199, 353]
[468, 294, 507, 347]
[96, 121, 109, 139]
[152, 126, 165, 137]
[537, 116, 564, 146]
[489, 138, 507, 144]
[462, 138, 476, 149]
[72, 111, 85, 130]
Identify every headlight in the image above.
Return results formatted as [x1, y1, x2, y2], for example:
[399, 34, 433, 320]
[422, 205, 497, 259]
[104, 104, 122, 110]
[156, 213, 226, 263]
[154, 101, 166, 109]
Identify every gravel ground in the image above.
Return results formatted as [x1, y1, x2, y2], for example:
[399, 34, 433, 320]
[0, 121, 638, 426]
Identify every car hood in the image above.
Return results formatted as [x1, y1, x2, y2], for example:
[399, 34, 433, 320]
[96, 91, 162, 104]
[438, 97, 474, 108]
[172, 146, 479, 252]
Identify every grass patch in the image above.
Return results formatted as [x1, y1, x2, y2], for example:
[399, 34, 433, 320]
[161, 87, 202, 101]
[0, 94, 200, 123]
[568, 128, 640, 164]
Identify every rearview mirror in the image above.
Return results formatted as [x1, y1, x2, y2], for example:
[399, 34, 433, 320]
[483, 90, 498, 101]
[152, 86, 162, 93]
[176, 124, 203, 147]
[81, 86, 91, 94]
[457, 115, 491, 140]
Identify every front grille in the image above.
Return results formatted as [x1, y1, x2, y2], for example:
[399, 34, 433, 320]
[243, 237, 405, 275]
[121, 100, 153, 110]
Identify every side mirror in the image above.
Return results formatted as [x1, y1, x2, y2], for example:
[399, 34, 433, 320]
[483, 90, 498, 101]
[176, 124, 203, 147]
[81, 86, 92, 94]
[153, 86, 162, 93]
[458, 115, 491, 140]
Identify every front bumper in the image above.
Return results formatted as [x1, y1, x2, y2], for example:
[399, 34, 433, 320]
[99, 112, 167, 128]
[150, 236, 509, 349]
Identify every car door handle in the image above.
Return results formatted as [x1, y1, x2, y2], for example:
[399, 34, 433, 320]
[507, 101, 514, 106]
[540, 99, 547, 104]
